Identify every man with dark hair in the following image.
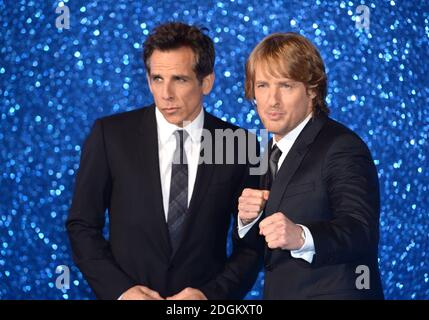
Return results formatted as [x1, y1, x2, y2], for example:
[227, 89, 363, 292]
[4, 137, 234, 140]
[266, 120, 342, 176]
[143, 22, 215, 84]
[237, 32, 384, 299]
[66, 22, 262, 300]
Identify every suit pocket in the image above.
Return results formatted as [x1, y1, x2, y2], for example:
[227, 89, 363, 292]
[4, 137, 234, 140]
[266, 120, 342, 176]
[284, 181, 315, 198]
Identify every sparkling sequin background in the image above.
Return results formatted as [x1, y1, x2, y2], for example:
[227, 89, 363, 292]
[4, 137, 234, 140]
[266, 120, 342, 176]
[0, 0, 428, 299]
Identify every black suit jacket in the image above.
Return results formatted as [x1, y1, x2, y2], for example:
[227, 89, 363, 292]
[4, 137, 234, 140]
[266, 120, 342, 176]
[249, 114, 383, 299]
[66, 105, 262, 300]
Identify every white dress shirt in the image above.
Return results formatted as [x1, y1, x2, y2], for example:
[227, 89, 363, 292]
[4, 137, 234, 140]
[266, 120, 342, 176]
[238, 113, 316, 263]
[155, 107, 204, 220]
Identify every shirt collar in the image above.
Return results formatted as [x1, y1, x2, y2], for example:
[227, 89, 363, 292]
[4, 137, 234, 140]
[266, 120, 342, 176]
[273, 113, 313, 152]
[155, 106, 204, 144]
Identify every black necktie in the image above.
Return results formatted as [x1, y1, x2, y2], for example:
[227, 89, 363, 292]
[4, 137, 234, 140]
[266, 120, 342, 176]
[167, 130, 189, 254]
[264, 144, 282, 265]
[265, 144, 282, 189]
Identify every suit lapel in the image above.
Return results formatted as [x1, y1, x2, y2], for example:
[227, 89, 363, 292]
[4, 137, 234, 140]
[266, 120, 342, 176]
[186, 114, 215, 220]
[136, 105, 172, 258]
[265, 114, 328, 216]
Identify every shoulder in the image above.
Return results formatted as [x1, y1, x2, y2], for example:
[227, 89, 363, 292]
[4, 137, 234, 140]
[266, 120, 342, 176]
[319, 117, 370, 151]
[311, 117, 375, 165]
[96, 105, 153, 131]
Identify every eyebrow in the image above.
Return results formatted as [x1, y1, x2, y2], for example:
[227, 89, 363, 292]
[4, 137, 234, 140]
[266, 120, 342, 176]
[150, 73, 192, 80]
[172, 74, 192, 80]
[255, 79, 295, 84]
[278, 80, 294, 85]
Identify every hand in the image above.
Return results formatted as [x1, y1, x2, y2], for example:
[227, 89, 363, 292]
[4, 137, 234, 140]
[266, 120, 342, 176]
[259, 212, 304, 251]
[238, 188, 270, 225]
[120, 285, 164, 300]
[166, 287, 207, 300]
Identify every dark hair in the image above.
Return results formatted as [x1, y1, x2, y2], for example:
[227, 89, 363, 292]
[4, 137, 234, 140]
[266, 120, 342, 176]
[143, 22, 215, 83]
[245, 32, 329, 115]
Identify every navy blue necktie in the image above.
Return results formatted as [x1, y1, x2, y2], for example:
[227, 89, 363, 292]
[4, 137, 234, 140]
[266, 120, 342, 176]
[167, 130, 189, 254]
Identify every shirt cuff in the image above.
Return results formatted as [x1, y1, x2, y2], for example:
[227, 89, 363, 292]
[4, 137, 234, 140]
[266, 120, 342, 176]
[290, 224, 316, 263]
[237, 211, 263, 238]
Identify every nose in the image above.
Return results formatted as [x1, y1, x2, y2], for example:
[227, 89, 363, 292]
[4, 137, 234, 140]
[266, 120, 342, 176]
[267, 87, 280, 108]
[162, 81, 174, 101]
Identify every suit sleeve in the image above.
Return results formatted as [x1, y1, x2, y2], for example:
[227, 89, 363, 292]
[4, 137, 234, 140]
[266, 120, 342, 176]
[306, 133, 381, 267]
[198, 134, 264, 299]
[66, 120, 136, 299]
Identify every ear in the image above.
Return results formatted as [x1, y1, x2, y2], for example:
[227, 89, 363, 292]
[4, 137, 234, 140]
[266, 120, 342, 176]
[201, 73, 215, 95]
[146, 73, 153, 94]
[307, 86, 317, 99]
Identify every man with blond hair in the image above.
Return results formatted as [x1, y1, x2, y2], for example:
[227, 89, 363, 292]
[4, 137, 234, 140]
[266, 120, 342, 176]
[237, 32, 384, 299]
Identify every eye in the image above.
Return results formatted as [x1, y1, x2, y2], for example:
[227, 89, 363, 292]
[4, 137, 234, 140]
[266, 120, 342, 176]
[151, 76, 162, 82]
[256, 83, 267, 88]
[174, 76, 187, 83]
[280, 83, 291, 88]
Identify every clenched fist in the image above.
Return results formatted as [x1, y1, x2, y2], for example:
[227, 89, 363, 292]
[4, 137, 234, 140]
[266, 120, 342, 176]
[259, 212, 305, 251]
[238, 188, 270, 225]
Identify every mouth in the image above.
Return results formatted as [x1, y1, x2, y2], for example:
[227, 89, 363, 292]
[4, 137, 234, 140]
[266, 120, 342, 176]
[266, 111, 285, 120]
[162, 107, 180, 114]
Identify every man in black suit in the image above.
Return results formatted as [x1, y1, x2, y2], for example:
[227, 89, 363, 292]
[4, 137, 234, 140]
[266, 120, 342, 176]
[237, 32, 384, 299]
[66, 22, 262, 300]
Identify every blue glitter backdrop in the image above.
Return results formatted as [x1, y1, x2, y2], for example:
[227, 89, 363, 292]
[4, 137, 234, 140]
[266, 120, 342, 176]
[0, 0, 428, 299]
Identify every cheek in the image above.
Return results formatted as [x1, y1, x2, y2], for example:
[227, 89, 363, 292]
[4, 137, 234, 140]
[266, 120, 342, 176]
[297, 95, 312, 113]
[183, 87, 204, 105]
[281, 93, 303, 111]
[151, 86, 163, 100]
[177, 86, 192, 99]
[254, 91, 266, 104]
[185, 89, 199, 101]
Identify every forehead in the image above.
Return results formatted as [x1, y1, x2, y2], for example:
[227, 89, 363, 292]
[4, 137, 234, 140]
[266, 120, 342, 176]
[254, 58, 291, 81]
[149, 47, 196, 74]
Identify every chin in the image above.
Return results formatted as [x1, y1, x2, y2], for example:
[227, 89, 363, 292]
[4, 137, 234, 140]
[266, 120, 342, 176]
[264, 123, 283, 133]
[164, 115, 185, 126]
[268, 126, 288, 138]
